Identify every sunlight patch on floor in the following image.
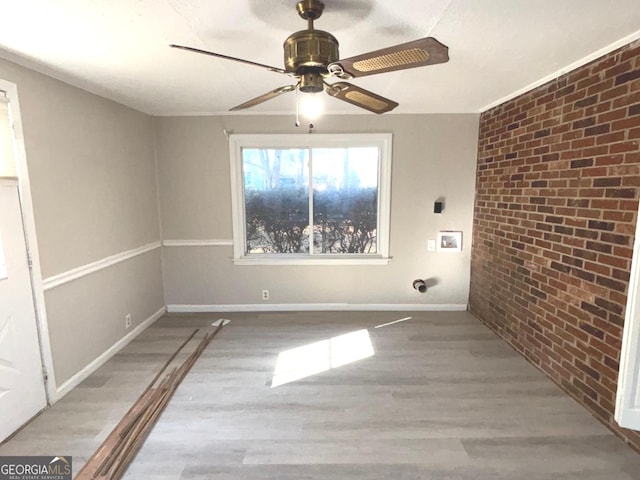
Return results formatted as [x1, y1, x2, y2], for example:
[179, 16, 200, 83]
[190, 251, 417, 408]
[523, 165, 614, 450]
[271, 329, 375, 387]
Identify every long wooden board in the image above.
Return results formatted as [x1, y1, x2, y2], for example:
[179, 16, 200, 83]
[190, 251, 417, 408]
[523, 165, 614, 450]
[75, 323, 226, 480]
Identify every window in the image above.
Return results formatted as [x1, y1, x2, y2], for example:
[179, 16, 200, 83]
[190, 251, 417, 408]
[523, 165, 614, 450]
[229, 133, 392, 265]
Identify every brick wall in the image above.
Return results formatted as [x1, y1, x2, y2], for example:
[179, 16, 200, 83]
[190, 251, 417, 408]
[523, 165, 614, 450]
[470, 39, 640, 450]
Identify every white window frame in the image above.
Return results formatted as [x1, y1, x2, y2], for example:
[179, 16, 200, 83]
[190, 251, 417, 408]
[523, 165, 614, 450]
[229, 133, 392, 266]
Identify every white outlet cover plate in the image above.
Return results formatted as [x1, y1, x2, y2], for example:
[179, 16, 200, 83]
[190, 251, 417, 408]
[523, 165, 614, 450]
[427, 239, 436, 252]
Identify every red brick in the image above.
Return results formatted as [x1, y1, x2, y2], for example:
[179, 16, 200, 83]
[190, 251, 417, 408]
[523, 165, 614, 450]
[470, 40, 640, 450]
[601, 84, 630, 102]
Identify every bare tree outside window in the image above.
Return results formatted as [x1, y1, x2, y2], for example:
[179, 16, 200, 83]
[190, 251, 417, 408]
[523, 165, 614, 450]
[243, 148, 309, 253]
[242, 146, 379, 255]
[312, 147, 378, 254]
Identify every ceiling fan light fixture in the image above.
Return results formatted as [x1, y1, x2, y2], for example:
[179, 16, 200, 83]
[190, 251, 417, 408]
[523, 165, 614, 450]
[298, 91, 324, 120]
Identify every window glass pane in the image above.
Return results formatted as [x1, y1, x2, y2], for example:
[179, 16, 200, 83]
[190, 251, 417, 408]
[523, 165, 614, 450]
[312, 147, 379, 254]
[242, 148, 310, 253]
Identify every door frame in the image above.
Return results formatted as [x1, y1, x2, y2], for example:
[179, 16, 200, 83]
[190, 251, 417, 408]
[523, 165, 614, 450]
[615, 198, 640, 430]
[1, 78, 56, 404]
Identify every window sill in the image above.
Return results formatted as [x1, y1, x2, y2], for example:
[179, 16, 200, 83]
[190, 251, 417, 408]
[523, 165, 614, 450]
[233, 256, 391, 266]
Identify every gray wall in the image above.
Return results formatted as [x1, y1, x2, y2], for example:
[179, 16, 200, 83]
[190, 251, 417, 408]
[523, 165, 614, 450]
[1, 52, 479, 387]
[155, 114, 479, 309]
[0, 58, 164, 386]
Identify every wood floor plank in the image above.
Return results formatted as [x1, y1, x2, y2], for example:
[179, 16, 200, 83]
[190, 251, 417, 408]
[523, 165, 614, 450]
[1, 311, 639, 479]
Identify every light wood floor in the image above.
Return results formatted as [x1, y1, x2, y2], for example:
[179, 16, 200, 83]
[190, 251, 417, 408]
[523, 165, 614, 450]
[2, 311, 640, 479]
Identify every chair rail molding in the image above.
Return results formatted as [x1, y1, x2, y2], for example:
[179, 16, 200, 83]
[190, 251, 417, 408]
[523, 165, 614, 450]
[43, 241, 161, 291]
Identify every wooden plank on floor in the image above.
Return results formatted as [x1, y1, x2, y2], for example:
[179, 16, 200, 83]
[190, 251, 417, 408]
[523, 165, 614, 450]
[75, 324, 225, 480]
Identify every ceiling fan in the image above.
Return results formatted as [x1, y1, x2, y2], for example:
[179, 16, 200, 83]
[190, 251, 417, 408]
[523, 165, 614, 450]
[170, 0, 449, 114]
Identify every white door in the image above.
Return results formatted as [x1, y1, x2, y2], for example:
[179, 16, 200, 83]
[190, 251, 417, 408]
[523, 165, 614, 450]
[0, 179, 47, 441]
[616, 205, 640, 431]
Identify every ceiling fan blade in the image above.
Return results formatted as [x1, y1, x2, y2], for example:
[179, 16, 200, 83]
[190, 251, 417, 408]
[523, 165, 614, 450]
[170, 44, 287, 74]
[328, 37, 449, 78]
[325, 82, 398, 114]
[230, 85, 297, 111]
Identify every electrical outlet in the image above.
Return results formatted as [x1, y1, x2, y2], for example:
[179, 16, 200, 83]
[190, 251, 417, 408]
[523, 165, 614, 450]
[427, 239, 436, 251]
[262, 289, 270, 301]
[125, 313, 132, 329]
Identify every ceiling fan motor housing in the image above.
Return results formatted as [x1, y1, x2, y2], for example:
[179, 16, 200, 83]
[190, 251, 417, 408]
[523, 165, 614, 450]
[284, 29, 339, 79]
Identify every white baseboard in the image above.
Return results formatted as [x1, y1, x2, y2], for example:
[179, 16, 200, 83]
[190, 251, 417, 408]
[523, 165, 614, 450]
[52, 306, 166, 402]
[166, 303, 468, 313]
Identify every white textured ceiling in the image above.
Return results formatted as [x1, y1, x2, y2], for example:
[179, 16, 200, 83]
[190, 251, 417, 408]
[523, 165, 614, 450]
[0, 0, 639, 116]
